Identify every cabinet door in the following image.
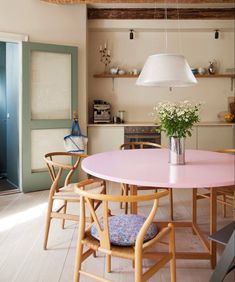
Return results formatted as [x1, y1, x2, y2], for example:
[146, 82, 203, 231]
[88, 126, 124, 155]
[197, 125, 235, 150]
[161, 127, 197, 149]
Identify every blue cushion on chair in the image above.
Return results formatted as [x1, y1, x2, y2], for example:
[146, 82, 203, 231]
[90, 214, 158, 246]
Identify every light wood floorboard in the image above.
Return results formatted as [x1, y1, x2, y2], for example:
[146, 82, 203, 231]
[0, 183, 233, 282]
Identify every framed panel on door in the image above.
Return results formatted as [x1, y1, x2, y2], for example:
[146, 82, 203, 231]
[22, 42, 77, 192]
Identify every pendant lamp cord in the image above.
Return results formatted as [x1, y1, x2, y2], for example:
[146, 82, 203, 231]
[164, 0, 168, 52]
[154, 1, 157, 50]
[176, 0, 182, 54]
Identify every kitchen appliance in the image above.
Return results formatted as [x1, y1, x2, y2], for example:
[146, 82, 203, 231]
[117, 110, 125, 123]
[93, 100, 111, 123]
[124, 126, 161, 146]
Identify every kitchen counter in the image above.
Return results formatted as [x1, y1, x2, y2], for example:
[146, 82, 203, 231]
[88, 121, 235, 127]
[88, 121, 235, 155]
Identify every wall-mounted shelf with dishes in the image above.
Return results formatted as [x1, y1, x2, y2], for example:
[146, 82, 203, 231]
[195, 74, 235, 78]
[93, 73, 138, 78]
[93, 73, 138, 91]
[94, 73, 234, 78]
[93, 73, 235, 90]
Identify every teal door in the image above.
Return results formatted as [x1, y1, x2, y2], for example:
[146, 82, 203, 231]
[22, 42, 78, 192]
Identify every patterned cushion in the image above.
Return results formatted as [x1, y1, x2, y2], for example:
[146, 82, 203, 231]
[90, 214, 158, 246]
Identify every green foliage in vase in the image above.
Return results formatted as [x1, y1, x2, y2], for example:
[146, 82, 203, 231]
[153, 100, 201, 138]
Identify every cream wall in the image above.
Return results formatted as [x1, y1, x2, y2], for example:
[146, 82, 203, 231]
[88, 20, 235, 123]
[0, 0, 88, 131]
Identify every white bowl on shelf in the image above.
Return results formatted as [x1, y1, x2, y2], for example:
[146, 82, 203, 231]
[110, 68, 118, 75]
[118, 70, 126, 75]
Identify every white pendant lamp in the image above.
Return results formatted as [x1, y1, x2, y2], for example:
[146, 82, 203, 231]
[136, 0, 197, 89]
[136, 53, 197, 87]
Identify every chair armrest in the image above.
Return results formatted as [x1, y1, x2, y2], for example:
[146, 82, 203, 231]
[142, 225, 172, 251]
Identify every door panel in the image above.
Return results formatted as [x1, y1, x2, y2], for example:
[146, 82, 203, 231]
[22, 42, 78, 192]
[31, 128, 70, 171]
[6, 42, 19, 187]
[0, 42, 6, 175]
[31, 51, 72, 119]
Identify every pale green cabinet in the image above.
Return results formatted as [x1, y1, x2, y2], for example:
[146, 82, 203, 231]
[88, 124, 234, 155]
[197, 125, 235, 150]
[88, 126, 124, 155]
[161, 125, 235, 150]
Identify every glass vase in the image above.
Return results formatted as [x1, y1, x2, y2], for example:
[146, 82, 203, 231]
[169, 136, 185, 165]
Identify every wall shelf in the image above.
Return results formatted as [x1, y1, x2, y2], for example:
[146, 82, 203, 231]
[195, 74, 235, 78]
[93, 73, 138, 78]
[93, 73, 235, 79]
[93, 73, 235, 91]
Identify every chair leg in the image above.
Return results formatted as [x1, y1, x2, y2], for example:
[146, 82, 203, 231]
[124, 185, 129, 214]
[192, 188, 197, 235]
[134, 249, 142, 282]
[122, 184, 129, 214]
[169, 223, 176, 282]
[90, 200, 95, 223]
[74, 242, 84, 282]
[61, 200, 67, 229]
[233, 191, 235, 220]
[106, 255, 111, 273]
[120, 187, 124, 209]
[169, 189, 174, 221]
[43, 199, 53, 250]
[222, 195, 226, 218]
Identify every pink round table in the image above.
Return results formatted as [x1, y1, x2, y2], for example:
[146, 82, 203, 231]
[82, 149, 235, 268]
[82, 149, 235, 188]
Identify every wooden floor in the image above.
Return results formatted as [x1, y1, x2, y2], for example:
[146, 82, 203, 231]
[0, 182, 233, 282]
[0, 178, 18, 192]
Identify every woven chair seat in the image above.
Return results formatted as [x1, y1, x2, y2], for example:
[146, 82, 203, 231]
[53, 181, 105, 201]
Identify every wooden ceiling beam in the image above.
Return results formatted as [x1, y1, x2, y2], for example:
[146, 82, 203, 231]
[41, 0, 235, 4]
[87, 8, 235, 19]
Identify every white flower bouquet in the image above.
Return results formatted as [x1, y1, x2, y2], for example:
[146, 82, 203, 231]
[153, 100, 201, 138]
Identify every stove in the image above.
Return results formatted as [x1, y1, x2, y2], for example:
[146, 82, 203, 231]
[124, 126, 161, 146]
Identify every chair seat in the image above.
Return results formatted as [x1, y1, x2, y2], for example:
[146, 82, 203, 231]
[91, 214, 158, 246]
[83, 230, 135, 259]
[53, 181, 104, 201]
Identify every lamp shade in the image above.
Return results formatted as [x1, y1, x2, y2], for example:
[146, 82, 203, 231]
[136, 53, 197, 87]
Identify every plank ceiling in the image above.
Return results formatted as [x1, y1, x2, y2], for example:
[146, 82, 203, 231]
[41, 0, 235, 19]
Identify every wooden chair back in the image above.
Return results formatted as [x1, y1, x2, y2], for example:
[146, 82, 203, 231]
[74, 187, 176, 282]
[196, 149, 235, 219]
[119, 142, 172, 217]
[44, 152, 87, 193]
[215, 149, 235, 154]
[43, 152, 106, 250]
[75, 186, 169, 251]
[120, 141, 162, 150]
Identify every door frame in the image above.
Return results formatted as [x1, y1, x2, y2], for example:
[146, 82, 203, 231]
[0, 32, 28, 191]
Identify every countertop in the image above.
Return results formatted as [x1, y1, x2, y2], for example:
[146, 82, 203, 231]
[88, 121, 235, 127]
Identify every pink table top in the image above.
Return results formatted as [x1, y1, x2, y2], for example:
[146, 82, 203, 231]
[82, 149, 235, 189]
